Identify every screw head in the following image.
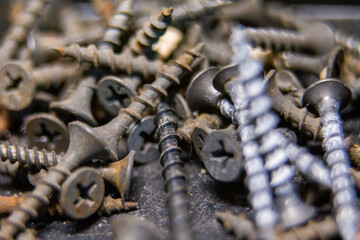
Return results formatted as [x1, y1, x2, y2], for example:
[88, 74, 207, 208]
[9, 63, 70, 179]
[212, 65, 239, 94]
[60, 167, 105, 220]
[97, 76, 138, 116]
[24, 113, 69, 153]
[0, 62, 36, 111]
[202, 130, 243, 182]
[302, 79, 351, 112]
[186, 67, 221, 112]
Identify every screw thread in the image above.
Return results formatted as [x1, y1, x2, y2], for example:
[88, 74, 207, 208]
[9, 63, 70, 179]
[228, 27, 277, 238]
[0, 0, 51, 62]
[0, 142, 63, 170]
[335, 31, 360, 57]
[54, 44, 164, 78]
[0, 46, 202, 239]
[155, 103, 194, 240]
[0, 160, 21, 177]
[130, 8, 173, 56]
[244, 27, 305, 52]
[319, 101, 358, 240]
[100, 0, 134, 50]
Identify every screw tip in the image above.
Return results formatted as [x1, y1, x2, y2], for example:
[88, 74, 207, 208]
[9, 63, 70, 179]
[162, 7, 174, 16]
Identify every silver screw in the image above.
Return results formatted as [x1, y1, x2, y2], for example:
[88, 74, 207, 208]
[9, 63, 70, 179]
[303, 79, 358, 240]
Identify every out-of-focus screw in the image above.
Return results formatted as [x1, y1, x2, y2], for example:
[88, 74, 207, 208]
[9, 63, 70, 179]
[0, 45, 202, 239]
[303, 79, 358, 240]
[54, 44, 164, 79]
[98, 196, 137, 215]
[99, 0, 134, 50]
[155, 102, 194, 240]
[97, 75, 141, 116]
[50, 77, 98, 126]
[244, 22, 335, 54]
[60, 167, 105, 220]
[0, 194, 25, 215]
[24, 113, 69, 153]
[0, 0, 51, 63]
[129, 8, 173, 58]
[216, 211, 256, 240]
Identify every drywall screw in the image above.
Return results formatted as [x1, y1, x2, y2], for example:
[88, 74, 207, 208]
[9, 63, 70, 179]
[266, 70, 322, 139]
[24, 113, 69, 153]
[155, 102, 194, 240]
[0, 45, 202, 239]
[0, 0, 51, 63]
[112, 215, 164, 240]
[335, 30, 360, 57]
[244, 22, 335, 54]
[98, 196, 137, 215]
[303, 79, 358, 240]
[59, 167, 105, 220]
[172, 0, 231, 24]
[277, 216, 339, 240]
[275, 47, 344, 78]
[99, 0, 134, 50]
[216, 211, 257, 240]
[173, 93, 192, 121]
[178, 113, 222, 143]
[54, 44, 164, 79]
[128, 116, 159, 164]
[201, 126, 244, 182]
[50, 77, 98, 126]
[97, 75, 141, 116]
[0, 194, 25, 215]
[0, 141, 63, 170]
[0, 62, 80, 111]
[275, 128, 332, 189]
[0, 160, 21, 178]
[129, 8, 173, 58]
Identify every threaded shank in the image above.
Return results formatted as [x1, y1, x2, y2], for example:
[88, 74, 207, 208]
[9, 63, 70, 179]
[130, 8, 173, 57]
[155, 104, 194, 240]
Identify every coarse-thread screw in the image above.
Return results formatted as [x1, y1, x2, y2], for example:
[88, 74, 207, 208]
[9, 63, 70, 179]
[303, 79, 358, 240]
[99, 0, 134, 50]
[54, 44, 164, 79]
[0, 160, 20, 177]
[0, 45, 202, 239]
[0, 141, 63, 170]
[275, 128, 332, 188]
[335, 31, 360, 57]
[155, 102, 194, 240]
[129, 8, 173, 58]
[244, 22, 335, 54]
[0, 0, 51, 63]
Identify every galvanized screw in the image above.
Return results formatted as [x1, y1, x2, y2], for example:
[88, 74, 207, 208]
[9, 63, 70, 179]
[303, 78, 358, 240]
[155, 102, 194, 240]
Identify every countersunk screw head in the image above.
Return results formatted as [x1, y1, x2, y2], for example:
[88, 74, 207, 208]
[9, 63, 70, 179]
[60, 167, 105, 220]
[212, 64, 239, 94]
[202, 130, 243, 182]
[303, 79, 351, 113]
[0, 62, 36, 111]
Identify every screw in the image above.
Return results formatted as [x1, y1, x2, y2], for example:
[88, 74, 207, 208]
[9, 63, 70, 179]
[0, 194, 25, 215]
[50, 77, 98, 126]
[0, 45, 202, 239]
[303, 79, 358, 240]
[201, 127, 244, 182]
[216, 211, 257, 240]
[112, 215, 164, 240]
[335, 30, 360, 57]
[0, 160, 21, 177]
[244, 22, 335, 54]
[54, 44, 164, 79]
[275, 128, 332, 189]
[0, 141, 63, 170]
[128, 116, 159, 164]
[99, 0, 134, 50]
[24, 113, 69, 153]
[0, 0, 51, 63]
[59, 167, 105, 220]
[130, 8, 173, 58]
[97, 75, 141, 116]
[0, 62, 80, 111]
[98, 196, 137, 215]
[155, 102, 194, 240]
[275, 46, 344, 79]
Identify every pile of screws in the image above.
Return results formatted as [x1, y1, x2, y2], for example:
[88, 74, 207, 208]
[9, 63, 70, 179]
[0, 0, 360, 239]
